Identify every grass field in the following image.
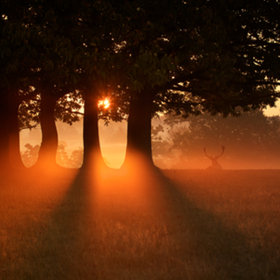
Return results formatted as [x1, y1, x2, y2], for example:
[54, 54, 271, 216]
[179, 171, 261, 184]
[0, 165, 280, 279]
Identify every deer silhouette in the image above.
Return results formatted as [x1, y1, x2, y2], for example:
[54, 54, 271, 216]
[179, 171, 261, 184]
[204, 146, 225, 170]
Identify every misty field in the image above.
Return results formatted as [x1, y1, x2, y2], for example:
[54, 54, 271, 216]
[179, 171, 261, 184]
[0, 167, 280, 279]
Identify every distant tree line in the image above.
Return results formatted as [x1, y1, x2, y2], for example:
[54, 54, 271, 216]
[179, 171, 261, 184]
[21, 142, 83, 168]
[1, 0, 280, 171]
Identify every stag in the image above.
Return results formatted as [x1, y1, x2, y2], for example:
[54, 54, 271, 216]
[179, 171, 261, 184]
[204, 146, 225, 170]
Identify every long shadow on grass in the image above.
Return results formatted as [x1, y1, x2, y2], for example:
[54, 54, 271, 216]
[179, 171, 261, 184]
[153, 169, 279, 280]
[15, 165, 280, 280]
[18, 168, 98, 280]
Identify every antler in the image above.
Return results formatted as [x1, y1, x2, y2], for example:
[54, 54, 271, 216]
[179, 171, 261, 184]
[215, 145, 225, 159]
[204, 146, 225, 159]
[203, 147, 212, 159]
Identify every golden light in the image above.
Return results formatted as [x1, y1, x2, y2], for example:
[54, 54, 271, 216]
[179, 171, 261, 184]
[98, 97, 110, 109]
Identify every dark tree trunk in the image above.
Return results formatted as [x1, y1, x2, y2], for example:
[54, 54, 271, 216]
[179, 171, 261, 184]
[8, 98, 23, 168]
[37, 91, 58, 166]
[0, 98, 10, 168]
[82, 91, 102, 168]
[125, 90, 154, 165]
[0, 92, 24, 171]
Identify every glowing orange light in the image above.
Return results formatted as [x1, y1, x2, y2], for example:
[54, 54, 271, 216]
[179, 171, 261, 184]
[98, 98, 110, 109]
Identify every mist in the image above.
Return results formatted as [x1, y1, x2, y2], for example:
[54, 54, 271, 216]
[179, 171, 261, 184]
[20, 110, 280, 170]
[152, 110, 280, 170]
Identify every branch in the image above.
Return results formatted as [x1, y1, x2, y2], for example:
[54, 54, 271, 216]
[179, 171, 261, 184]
[170, 84, 190, 92]
[19, 90, 40, 102]
[255, 81, 280, 86]
[59, 107, 84, 116]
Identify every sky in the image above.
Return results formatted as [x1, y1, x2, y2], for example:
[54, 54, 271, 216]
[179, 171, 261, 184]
[263, 99, 280, 116]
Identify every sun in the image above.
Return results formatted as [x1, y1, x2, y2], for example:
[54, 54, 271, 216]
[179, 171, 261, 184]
[98, 98, 110, 109]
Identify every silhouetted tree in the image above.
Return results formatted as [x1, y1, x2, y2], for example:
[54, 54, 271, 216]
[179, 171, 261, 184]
[0, 1, 38, 169]
[72, 1, 124, 168]
[1, 1, 82, 169]
[27, 1, 84, 167]
[116, 0, 280, 166]
[109, 0, 188, 165]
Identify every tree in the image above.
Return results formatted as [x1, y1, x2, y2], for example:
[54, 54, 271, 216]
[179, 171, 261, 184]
[0, 1, 38, 170]
[71, 1, 124, 168]
[1, 1, 81, 169]
[27, 1, 84, 167]
[116, 0, 280, 166]
[110, 0, 188, 165]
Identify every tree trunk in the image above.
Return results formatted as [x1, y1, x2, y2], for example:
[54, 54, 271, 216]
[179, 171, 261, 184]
[82, 91, 102, 168]
[0, 92, 24, 171]
[0, 98, 10, 169]
[37, 91, 58, 166]
[125, 90, 154, 165]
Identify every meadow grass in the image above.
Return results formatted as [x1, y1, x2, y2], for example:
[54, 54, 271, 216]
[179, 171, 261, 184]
[0, 167, 279, 279]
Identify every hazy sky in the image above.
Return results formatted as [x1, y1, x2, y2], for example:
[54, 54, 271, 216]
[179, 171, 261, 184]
[264, 99, 280, 116]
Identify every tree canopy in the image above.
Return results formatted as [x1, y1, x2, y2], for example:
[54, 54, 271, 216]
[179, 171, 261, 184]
[1, 0, 280, 168]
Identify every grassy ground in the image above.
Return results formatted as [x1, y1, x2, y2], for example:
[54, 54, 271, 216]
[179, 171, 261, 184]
[0, 165, 280, 279]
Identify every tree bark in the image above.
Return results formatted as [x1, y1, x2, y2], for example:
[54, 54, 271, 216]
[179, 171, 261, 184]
[0, 92, 24, 171]
[82, 90, 102, 168]
[125, 90, 154, 165]
[37, 91, 59, 166]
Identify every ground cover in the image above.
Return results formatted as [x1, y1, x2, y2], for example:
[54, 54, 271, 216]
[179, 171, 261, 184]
[0, 166, 279, 279]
